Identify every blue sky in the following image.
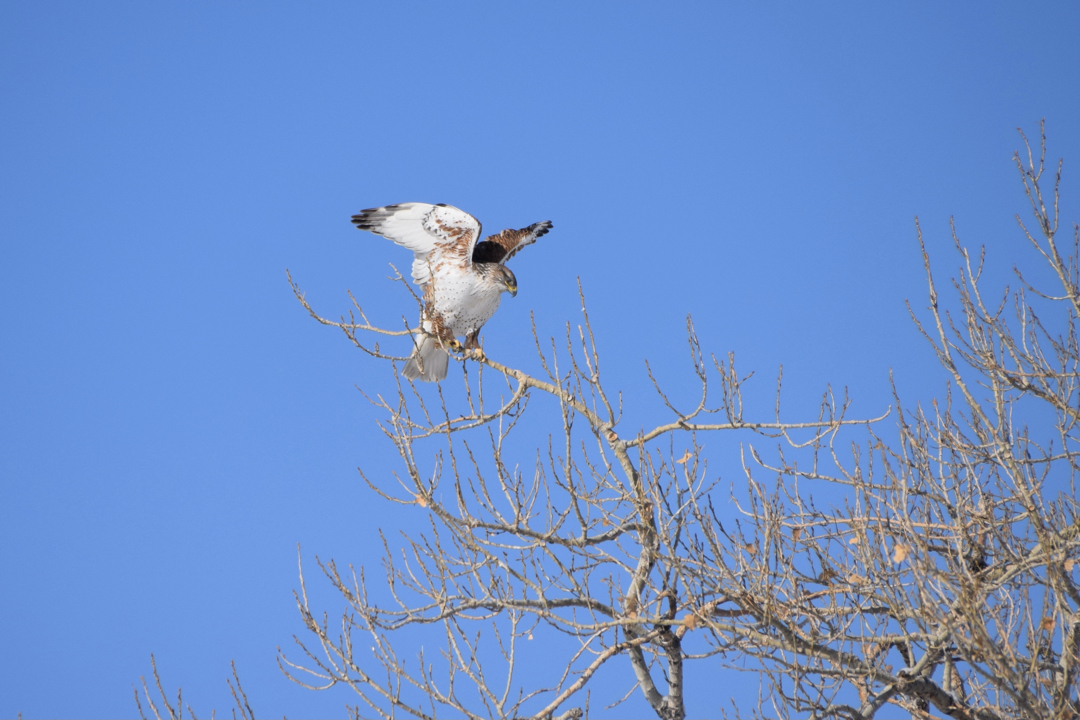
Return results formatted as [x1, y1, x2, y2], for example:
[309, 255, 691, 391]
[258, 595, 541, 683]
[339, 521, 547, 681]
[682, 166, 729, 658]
[2, 2, 1079, 717]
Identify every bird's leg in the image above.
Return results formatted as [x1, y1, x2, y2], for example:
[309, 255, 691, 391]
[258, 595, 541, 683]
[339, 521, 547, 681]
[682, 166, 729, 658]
[432, 321, 462, 353]
[442, 330, 463, 353]
[464, 331, 485, 361]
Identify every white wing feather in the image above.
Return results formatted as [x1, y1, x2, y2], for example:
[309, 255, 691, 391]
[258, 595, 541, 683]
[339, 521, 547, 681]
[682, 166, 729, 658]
[352, 203, 482, 287]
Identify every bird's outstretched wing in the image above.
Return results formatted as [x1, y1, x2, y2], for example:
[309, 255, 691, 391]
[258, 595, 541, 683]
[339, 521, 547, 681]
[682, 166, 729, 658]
[352, 203, 483, 286]
[472, 220, 553, 265]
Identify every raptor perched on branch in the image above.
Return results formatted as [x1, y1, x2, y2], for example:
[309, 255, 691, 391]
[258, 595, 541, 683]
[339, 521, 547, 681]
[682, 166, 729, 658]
[352, 202, 552, 381]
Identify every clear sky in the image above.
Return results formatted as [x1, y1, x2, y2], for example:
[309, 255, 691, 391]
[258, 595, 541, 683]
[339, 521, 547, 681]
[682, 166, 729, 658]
[2, 2, 1079, 718]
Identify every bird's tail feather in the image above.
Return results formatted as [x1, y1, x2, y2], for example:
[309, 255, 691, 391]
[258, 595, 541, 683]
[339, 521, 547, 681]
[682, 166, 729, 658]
[403, 335, 449, 382]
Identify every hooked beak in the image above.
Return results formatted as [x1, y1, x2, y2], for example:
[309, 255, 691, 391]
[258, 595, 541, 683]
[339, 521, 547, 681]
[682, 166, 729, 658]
[506, 283, 518, 297]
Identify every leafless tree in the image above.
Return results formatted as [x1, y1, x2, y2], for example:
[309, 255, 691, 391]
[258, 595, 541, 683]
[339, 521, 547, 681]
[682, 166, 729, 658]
[696, 123, 1079, 720]
[268, 124, 1078, 720]
[284, 267, 879, 720]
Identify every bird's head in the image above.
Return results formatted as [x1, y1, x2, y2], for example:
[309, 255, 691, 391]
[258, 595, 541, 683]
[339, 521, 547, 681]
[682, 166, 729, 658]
[497, 266, 518, 297]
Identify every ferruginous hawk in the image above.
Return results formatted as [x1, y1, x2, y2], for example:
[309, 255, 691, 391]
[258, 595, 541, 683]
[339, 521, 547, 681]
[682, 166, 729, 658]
[352, 203, 552, 382]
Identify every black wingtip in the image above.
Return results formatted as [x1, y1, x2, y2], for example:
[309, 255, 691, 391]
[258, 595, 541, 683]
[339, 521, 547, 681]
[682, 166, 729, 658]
[352, 205, 392, 230]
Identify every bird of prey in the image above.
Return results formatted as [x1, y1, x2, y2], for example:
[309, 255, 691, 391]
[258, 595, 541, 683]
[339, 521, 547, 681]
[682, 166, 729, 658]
[352, 203, 552, 382]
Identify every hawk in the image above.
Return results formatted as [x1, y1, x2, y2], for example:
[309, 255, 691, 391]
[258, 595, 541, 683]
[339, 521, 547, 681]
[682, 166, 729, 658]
[352, 203, 552, 382]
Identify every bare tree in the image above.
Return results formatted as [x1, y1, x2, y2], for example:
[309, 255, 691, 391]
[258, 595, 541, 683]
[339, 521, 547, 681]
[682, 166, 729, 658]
[692, 123, 1080, 720]
[283, 275, 878, 720]
[278, 123, 1078, 720]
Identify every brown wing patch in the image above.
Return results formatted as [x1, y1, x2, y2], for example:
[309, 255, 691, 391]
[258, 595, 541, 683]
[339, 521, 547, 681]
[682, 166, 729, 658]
[473, 221, 553, 265]
[433, 216, 474, 259]
[420, 205, 483, 267]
